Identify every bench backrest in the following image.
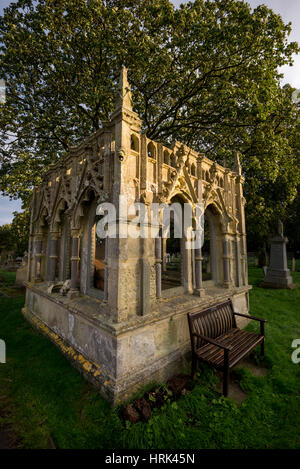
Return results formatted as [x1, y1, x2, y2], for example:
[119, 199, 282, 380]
[188, 300, 236, 350]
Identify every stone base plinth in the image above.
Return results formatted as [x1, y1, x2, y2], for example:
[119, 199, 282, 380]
[260, 281, 296, 290]
[261, 268, 295, 289]
[23, 281, 251, 404]
[193, 288, 206, 298]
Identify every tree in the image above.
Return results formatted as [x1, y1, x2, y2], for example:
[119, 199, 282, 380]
[284, 192, 300, 257]
[0, 223, 15, 252]
[10, 209, 30, 255]
[244, 84, 300, 246]
[0, 210, 30, 256]
[0, 0, 299, 241]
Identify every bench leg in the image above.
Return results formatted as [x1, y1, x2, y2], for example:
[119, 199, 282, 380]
[191, 355, 196, 377]
[260, 339, 265, 359]
[223, 349, 229, 397]
[260, 323, 265, 359]
[223, 367, 229, 397]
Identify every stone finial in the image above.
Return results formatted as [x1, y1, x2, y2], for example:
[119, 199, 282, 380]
[115, 66, 133, 111]
[233, 151, 242, 175]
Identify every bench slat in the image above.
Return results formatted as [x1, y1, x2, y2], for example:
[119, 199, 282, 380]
[196, 329, 263, 368]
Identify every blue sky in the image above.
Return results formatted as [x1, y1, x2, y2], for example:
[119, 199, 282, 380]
[0, 0, 299, 224]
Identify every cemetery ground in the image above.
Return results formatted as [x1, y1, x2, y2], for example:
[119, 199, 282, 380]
[0, 265, 300, 449]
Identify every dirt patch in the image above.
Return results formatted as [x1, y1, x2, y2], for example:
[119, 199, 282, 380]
[214, 355, 269, 405]
[236, 356, 269, 377]
[167, 374, 189, 397]
[0, 424, 18, 449]
[0, 404, 19, 449]
[122, 374, 192, 424]
[215, 373, 248, 405]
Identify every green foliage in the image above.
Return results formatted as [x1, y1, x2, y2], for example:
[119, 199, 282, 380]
[0, 209, 29, 255]
[10, 209, 30, 255]
[0, 0, 299, 235]
[284, 192, 300, 255]
[0, 223, 15, 251]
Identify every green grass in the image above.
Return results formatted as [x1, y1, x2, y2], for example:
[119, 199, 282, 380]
[0, 267, 300, 448]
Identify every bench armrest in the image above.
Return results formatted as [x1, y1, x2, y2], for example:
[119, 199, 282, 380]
[233, 312, 267, 323]
[192, 333, 232, 352]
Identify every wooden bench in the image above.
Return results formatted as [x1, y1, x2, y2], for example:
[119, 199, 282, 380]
[187, 299, 267, 396]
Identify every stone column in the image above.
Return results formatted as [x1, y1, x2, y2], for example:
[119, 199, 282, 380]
[192, 247, 196, 290]
[223, 235, 231, 288]
[235, 234, 242, 287]
[141, 237, 151, 315]
[194, 244, 205, 297]
[234, 168, 248, 286]
[162, 237, 167, 272]
[68, 230, 81, 297]
[182, 230, 193, 294]
[33, 234, 43, 282]
[241, 237, 248, 285]
[48, 232, 59, 282]
[155, 234, 162, 298]
[157, 144, 163, 195]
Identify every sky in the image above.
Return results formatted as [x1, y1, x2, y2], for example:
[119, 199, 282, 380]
[0, 0, 299, 224]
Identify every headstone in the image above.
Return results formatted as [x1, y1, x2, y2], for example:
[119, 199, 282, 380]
[166, 253, 170, 264]
[261, 220, 295, 289]
[292, 257, 296, 272]
[258, 246, 268, 268]
[15, 252, 28, 287]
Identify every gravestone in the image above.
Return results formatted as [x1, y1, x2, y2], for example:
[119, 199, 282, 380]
[15, 252, 28, 287]
[261, 220, 295, 289]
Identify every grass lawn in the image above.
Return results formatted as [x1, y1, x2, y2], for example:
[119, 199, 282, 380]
[0, 266, 300, 449]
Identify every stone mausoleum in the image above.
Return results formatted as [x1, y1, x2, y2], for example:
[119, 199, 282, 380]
[23, 68, 251, 403]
